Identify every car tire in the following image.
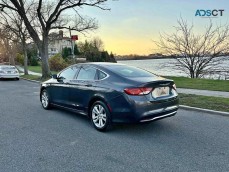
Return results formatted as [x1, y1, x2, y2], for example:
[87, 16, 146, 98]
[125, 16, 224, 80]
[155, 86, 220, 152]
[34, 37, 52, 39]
[90, 101, 112, 131]
[41, 89, 51, 110]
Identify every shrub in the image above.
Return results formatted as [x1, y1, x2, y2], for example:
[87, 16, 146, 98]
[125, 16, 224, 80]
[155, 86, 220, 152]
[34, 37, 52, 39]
[49, 53, 67, 71]
[15, 53, 24, 65]
[30, 57, 39, 66]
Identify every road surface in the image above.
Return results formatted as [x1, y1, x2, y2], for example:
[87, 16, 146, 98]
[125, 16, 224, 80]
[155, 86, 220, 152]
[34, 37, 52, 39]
[0, 79, 229, 172]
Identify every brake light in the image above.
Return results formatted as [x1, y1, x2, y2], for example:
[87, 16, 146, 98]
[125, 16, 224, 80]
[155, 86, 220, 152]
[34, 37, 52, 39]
[124, 87, 153, 95]
[173, 84, 177, 90]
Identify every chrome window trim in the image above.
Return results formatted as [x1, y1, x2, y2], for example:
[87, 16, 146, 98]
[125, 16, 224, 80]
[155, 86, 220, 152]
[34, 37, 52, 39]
[75, 65, 110, 81]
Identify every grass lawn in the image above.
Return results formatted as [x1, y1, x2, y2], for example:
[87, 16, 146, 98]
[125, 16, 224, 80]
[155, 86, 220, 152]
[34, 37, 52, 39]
[28, 66, 42, 73]
[165, 76, 229, 92]
[179, 93, 229, 112]
[21, 75, 48, 82]
[27, 66, 58, 74]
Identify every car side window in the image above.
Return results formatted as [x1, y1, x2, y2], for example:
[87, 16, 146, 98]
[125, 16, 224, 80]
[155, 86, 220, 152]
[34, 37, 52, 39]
[98, 70, 107, 80]
[58, 67, 79, 80]
[77, 66, 97, 80]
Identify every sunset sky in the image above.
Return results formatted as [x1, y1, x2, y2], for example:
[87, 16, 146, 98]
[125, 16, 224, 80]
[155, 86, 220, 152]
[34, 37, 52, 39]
[73, 0, 229, 55]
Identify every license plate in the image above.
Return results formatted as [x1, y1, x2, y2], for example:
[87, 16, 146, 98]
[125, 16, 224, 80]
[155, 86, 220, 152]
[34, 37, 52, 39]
[7, 71, 11, 74]
[152, 87, 170, 98]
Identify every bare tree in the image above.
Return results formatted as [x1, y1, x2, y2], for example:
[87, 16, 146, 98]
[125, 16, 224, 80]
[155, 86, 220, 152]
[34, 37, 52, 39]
[0, 26, 19, 65]
[0, 11, 31, 75]
[0, 0, 109, 78]
[155, 18, 229, 78]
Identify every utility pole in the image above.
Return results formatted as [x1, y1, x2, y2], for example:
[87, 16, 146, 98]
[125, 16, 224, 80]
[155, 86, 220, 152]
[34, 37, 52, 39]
[68, 26, 75, 61]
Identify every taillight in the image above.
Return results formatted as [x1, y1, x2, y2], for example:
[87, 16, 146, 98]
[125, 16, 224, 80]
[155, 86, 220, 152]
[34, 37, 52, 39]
[124, 87, 153, 95]
[173, 84, 177, 90]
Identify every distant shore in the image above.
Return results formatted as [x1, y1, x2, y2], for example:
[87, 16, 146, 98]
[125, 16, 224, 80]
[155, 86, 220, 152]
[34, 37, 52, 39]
[116, 56, 175, 61]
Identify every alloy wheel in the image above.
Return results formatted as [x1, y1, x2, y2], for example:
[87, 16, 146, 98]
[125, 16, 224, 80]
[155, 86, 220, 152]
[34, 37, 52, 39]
[92, 104, 107, 129]
[41, 90, 49, 109]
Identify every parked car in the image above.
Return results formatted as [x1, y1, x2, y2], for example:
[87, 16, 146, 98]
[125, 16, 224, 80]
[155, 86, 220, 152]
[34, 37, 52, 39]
[40, 63, 179, 131]
[0, 65, 19, 80]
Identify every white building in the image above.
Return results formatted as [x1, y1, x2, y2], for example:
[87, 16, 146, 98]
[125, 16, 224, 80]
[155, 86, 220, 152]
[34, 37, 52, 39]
[48, 30, 72, 57]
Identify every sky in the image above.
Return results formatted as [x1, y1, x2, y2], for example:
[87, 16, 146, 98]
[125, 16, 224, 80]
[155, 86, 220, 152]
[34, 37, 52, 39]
[71, 0, 229, 55]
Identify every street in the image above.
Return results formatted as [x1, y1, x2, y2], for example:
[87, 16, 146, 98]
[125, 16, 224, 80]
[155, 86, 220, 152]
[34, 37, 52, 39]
[0, 79, 229, 172]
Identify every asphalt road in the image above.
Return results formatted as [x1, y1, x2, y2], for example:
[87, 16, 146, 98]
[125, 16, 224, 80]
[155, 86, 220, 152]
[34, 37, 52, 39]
[1, 79, 229, 172]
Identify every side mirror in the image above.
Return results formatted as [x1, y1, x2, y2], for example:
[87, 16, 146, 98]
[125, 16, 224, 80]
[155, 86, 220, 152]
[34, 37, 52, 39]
[52, 74, 57, 79]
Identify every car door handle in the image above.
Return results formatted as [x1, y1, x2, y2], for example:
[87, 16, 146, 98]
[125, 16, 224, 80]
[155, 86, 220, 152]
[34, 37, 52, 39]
[85, 84, 92, 87]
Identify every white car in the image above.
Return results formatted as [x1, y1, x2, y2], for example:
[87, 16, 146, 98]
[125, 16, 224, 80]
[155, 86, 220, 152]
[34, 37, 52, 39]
[0, 65, 20, 80]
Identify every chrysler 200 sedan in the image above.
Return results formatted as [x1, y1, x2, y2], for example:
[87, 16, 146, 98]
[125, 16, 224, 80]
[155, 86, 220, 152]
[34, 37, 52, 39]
[40, 63, 179, 131]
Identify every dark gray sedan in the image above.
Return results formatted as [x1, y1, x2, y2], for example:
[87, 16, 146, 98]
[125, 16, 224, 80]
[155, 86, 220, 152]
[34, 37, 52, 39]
[40, 63, 179, 131]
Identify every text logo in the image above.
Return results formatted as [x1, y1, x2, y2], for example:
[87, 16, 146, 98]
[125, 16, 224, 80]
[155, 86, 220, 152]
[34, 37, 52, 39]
[195, 9, 224, 17]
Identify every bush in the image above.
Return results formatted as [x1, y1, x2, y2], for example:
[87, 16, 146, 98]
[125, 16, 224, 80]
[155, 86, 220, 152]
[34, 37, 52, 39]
[30, 57, 39, 66]
[15, 53, 24, 65]
[49, 53, 67, 71]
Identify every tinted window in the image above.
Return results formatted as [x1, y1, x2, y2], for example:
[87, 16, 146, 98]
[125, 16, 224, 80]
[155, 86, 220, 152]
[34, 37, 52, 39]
[1, 66, 16, 70]
[109, 65, 155, 77]
[98, 70, 107, 80]
[58, 66, 78, 80]
[77, 66, 97, 80]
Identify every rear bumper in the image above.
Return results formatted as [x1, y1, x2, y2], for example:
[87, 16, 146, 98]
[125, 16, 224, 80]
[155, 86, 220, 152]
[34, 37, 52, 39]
[109, 94, 179, 123]
[0, 74, 19, 78]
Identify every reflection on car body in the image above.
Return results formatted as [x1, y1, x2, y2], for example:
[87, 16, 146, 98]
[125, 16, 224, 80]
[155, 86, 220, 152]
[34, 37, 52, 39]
[40, 62, 179, 131]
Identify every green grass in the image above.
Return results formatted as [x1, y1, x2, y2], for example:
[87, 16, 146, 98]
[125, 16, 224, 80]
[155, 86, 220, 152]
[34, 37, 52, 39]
[28, 66, 42, 73]
[179, 93, 229, 112]
[165, 76, 229, 92]
[21, 75, 48, 82]
[27, 66, 58, 74]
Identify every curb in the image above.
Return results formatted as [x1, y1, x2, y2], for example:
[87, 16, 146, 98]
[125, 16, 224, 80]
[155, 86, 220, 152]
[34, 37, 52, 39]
[180, 105, 229, 117]
[20, 77, 41, 83]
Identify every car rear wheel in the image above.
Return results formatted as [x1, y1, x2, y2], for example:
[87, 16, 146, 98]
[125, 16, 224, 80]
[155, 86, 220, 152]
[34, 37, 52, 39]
[90, 101, 112, 131]
[41, 89, 51, 110]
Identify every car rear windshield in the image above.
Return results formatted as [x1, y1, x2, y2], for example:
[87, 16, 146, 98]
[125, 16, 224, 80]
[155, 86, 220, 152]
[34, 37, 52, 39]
[1, 66, 16, 70]
[108, 65, 156, 77]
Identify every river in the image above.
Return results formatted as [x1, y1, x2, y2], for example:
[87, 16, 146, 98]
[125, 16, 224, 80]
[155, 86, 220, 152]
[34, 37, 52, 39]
[118, 58, 229, 79]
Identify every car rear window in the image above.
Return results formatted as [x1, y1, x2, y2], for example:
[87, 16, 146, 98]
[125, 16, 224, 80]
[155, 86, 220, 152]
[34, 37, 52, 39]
[1, 66, 16, 70]
[108, 65, 156, 77]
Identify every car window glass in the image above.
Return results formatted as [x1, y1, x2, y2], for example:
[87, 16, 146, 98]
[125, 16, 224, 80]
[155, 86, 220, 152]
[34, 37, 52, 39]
[109, 65, 156, 77]
[77, 67, 97, 80]
[1, 66, 16, 70]
[58, 67, 78, 80]
[98, 70, 107, 80]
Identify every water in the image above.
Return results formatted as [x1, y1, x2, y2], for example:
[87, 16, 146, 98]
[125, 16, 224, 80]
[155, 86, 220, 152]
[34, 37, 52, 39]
[118, 58, 229, 79]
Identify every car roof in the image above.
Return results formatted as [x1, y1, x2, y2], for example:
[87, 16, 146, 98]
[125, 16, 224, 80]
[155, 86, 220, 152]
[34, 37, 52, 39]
[76, 62, 126, 68]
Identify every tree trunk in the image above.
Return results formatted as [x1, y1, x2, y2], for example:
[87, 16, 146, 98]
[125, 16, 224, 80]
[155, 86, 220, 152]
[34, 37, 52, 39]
[40, 32, 50, 79]
[22, 38, 28, 75]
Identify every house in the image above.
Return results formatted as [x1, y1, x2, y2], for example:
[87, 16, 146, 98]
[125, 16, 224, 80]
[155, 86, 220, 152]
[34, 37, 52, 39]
[48, 30, 72, 57]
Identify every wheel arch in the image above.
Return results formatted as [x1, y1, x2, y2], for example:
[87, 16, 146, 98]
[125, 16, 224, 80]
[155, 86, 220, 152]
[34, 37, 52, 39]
[40, 86, 47, 101]
[88, 96, 111, 117]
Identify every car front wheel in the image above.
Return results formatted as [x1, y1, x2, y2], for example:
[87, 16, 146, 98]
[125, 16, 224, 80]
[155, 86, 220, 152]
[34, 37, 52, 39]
[90, 101, 112, 131]
[41, 89, 51, 109]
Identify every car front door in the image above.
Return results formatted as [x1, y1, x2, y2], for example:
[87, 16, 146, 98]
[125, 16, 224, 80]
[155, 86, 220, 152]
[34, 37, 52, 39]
[68, 65, 98, 113]
[50, 66, 79, 107]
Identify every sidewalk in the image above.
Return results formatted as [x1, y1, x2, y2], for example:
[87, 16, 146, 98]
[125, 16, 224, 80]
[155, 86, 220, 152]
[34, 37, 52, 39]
[177, 88, 229, 98]
[17, 66, 42, 76]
